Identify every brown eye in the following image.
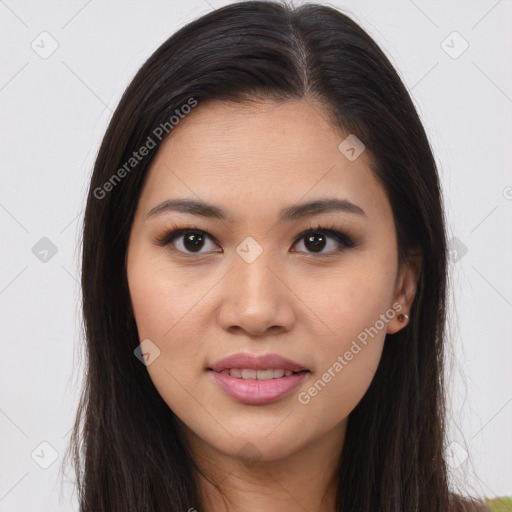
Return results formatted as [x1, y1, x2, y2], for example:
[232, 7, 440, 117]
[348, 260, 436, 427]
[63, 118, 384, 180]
[303, 233, 327, 252]
[292, 228, 354, 255]
[159, 228, 220, 254]
[181, 232, 206, 252]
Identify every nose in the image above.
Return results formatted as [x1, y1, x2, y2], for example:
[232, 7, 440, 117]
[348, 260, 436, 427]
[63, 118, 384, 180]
[217, 252, 296, 337]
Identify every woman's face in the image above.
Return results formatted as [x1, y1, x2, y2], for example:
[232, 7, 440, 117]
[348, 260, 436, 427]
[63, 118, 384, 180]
[126, 98, 418, 464]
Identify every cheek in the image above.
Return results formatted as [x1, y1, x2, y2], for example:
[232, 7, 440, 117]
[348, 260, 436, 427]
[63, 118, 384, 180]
[129, 278, 180, 338]
[127, 255, 209, 415]
[129, 275, 207, 365]
[314, 257, 396, 335]
[126, 243, 223, 364]
[300, 305, 387, 431]
[300, 258, 396, 413]
[127, 248, 201, 340]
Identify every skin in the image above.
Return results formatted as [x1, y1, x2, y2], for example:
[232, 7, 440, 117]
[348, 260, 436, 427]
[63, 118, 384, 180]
[126, 98, 421, 512]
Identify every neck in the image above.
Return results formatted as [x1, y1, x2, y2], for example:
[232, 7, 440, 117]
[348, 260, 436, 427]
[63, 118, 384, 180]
[185, 420, 346, 512]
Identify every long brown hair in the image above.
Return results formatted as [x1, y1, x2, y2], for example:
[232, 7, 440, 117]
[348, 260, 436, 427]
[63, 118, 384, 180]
[66, 2, 489, 510]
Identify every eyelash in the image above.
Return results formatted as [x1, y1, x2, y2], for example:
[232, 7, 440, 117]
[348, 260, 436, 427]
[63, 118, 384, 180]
[155, 222, 355, 256]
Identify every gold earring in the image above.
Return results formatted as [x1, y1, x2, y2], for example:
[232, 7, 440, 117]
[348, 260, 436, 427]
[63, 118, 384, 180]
[397, 313, 409, 322]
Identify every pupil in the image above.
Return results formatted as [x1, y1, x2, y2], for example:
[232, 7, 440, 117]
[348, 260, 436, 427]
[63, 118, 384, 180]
[305, 233, 326, 252]
[184, 232, 204, 252]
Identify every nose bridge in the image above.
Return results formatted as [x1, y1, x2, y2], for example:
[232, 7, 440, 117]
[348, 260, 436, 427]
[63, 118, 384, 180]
[229, 244, 280, 302]
[217, 243, 294, 334]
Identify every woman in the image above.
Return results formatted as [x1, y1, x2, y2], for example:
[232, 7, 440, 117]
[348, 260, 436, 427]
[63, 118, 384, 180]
[67, 1, 491, 510]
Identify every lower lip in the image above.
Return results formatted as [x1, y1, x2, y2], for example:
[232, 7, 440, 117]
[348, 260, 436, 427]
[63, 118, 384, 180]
[209, 370, 309, 405]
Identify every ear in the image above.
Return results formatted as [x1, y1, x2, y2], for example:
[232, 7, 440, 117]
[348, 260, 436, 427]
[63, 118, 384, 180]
[386, 250, 422, 335]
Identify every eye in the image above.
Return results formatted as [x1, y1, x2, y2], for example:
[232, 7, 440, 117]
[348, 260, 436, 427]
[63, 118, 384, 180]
[156, 224, 220, 255]
[291, 225, 354, 255]
[155, 223, 355, 256]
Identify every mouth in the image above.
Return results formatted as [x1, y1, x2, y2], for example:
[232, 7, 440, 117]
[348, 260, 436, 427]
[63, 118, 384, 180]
[207, 352, 310, 405]
[208, 368, 310, 380]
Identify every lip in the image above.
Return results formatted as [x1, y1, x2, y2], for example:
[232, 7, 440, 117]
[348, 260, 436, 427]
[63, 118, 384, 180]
[209, 369, 309, 405]
[209, 352, 308, 373]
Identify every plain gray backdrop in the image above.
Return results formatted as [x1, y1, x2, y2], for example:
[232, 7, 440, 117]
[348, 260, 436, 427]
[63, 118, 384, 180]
[1, 0, 511, 510]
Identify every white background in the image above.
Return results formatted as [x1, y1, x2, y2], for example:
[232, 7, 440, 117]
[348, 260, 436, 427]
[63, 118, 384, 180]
[1, 0, 511, 510]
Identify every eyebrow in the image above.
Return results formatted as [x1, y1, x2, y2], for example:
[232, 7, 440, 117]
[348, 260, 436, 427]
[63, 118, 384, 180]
[146, 198, 366, 222]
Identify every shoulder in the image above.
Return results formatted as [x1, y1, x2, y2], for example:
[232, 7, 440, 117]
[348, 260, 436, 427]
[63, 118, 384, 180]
[480, 497, 512, 511]
[449, 495, 492, 512]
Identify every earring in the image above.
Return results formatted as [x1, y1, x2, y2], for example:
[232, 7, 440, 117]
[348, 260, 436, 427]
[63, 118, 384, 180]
[397, 313, 409, 322]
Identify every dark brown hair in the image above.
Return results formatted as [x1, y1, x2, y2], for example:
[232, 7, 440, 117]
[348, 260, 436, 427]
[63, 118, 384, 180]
[66, 1, 490, 510]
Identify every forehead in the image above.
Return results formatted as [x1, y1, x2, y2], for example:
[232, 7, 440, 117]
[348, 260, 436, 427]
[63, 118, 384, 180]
[137, 98, 391, 224]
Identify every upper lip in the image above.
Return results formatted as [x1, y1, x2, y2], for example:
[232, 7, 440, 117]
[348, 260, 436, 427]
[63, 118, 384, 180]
[209, 353, 309, 373]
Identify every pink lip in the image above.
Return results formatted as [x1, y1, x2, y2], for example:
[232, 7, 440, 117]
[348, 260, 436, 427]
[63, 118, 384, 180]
[209, 370, 309, 405]
[209, 352, 308, 373]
